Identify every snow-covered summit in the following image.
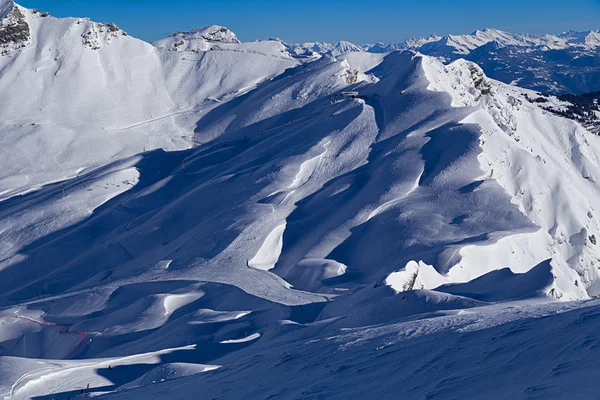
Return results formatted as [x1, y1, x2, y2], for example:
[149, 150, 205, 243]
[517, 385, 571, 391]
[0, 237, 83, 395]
[560, 30, 600, 48]
[403, 33, 443, 48]
[187, 25, 240, 43]
[414, 28, 544, 59]
[154, 25, 240, 52]
[330, 40, 363, 56]
[0, 0, 29, 55]
[287, 40, 364, 58]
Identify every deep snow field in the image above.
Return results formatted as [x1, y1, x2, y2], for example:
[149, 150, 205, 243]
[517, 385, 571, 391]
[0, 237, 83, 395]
[2, 1, 600, 398]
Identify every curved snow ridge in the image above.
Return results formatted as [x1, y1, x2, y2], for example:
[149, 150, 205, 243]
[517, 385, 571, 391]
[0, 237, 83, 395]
[248, 222, 287, 271]
[289, 144, 329, 190]
[162, 292, 203, 316]
[283, 259, 348, 293]
[188, 309, 251, 325]
[219, 332, 261, 344]
[365, 172, 422, 222]
[385, 260, 449, 293]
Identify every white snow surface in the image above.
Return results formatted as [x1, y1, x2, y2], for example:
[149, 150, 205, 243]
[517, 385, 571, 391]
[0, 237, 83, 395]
[0, 9, 297, 200]
[2, 3, 600, 399]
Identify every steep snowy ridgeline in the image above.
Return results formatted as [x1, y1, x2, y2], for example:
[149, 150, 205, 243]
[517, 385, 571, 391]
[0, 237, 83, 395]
[328, 41, 364, 57]
[0, 5, 173, 200]
[0, 5, 298, 201]
[422, 58, 600, 299]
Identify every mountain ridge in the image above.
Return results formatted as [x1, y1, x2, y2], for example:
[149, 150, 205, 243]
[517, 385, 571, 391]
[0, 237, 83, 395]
[3, 2, 600, 398]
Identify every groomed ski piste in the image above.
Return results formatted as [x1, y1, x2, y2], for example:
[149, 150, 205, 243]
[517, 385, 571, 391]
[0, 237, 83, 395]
[2, 0, 600, 398]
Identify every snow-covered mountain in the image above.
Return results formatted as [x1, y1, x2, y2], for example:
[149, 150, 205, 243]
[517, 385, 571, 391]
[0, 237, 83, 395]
[286, 40, 365, 58]
[0, 0, 298, 200]
[288, 28, 600, 94]
[3, 1, 600, 398]
[299, 28, 600, 59]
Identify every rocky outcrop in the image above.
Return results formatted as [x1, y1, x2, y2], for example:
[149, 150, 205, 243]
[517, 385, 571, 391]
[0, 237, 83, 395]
[0, 5, 30, 56]
[81, 21, 127, 50]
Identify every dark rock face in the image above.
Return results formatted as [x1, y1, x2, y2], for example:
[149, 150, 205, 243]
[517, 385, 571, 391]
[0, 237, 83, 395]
[81, 22, 125, 50]
[0, 6, 30, 55]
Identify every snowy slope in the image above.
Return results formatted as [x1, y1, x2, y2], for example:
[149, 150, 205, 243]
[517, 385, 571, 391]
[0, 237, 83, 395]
[3, 48, 600, 397]
[3, 2, 600, 398]
[94, 298, 600, 400]
[0, 5, 297, 201]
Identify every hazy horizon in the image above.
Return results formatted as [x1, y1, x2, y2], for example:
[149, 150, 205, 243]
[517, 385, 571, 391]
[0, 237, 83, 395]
[15, 0, 600, 44]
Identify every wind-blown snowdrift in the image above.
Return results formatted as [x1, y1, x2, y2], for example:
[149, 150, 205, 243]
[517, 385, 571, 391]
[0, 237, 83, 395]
[3, 2, 600, 398]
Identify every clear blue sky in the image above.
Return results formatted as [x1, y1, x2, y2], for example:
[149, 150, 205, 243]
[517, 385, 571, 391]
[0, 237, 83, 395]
[17, 0, 600, 44]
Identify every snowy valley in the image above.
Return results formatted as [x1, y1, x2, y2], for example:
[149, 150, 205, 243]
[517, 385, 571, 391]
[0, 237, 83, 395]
[1, 0, 600, 398]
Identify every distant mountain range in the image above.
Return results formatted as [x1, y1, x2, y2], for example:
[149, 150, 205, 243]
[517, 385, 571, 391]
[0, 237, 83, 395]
[284, 28, 600, 94]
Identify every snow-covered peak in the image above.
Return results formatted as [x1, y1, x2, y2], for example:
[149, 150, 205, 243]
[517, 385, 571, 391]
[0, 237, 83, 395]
[560, 30, 600, 48]
[397, 28, 600, 59]
[286, 40, 363, 58]
[364, 42, 401, 53]
[585, 31, 600, 47]
[154, 25, 240, 52]
[330, 40, 363, 57]
[183, 25, 240, 43]
[403, 33, 442, 48]
[417, 28, 536, 58]
[0, 0, 29, 55]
